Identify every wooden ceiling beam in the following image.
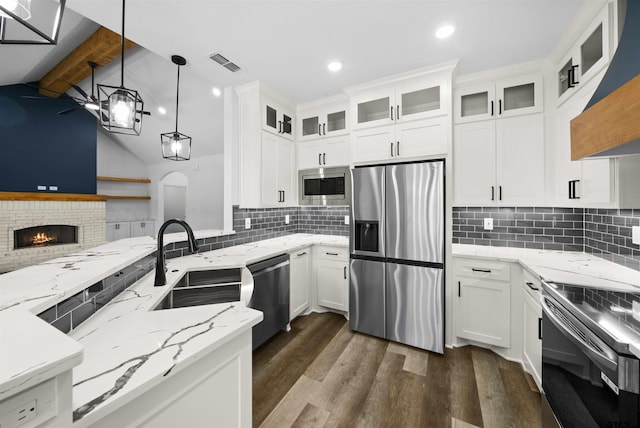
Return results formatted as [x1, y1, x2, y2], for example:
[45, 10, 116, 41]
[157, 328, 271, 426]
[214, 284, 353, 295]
[39, 26, 136, 98]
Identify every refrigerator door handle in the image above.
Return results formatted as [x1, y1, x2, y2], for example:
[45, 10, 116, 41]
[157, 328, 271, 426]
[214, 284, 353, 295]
[458, 281, 461, 297]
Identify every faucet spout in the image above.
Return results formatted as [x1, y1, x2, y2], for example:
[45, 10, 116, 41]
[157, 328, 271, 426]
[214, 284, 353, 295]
[154, 219, 199, 286]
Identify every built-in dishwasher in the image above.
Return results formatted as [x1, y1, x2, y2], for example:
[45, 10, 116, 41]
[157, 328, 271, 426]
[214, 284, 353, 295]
[247, 254, 290, 350]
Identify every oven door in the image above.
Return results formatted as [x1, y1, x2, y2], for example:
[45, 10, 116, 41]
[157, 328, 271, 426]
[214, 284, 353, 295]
[541, 292, 640, 428]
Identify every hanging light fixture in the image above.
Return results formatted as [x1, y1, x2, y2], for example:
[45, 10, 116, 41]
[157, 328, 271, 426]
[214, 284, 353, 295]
[0, 0, 64, 45]
[97, 0, 144, 135]
[161, 55, 191, 161]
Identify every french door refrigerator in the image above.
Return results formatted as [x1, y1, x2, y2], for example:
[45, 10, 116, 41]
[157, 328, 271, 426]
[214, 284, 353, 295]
[349, 160, 444, 353]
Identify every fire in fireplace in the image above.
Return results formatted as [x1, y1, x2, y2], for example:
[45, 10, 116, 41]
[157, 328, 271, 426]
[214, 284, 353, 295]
[14, 225, 78, 249]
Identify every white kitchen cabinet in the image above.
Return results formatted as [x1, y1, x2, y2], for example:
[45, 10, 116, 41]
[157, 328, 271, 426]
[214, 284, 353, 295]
[455, 73, 543, 124]
[289, 247, 311, 320]
[130, 220, 154, 238]
[454, 258, 511, 348]
[297, 137, 350, 169]
[351, 116, 447, 164]
[261, 132, 296, 206]
[297, 96, 348, 141]
[262, 96, 295, 140]
[522, 269, 542, 389]
[315, 246, 348, 312]
[454, 114, 545, 205]
[236, 81, 298, 208]
[556, 3, 612, 105]
[106, 221, 130, 242]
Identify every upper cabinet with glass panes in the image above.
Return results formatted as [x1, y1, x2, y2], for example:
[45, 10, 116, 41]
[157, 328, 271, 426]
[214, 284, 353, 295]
[454, 73, 543, 124]
[297, 95, 349, 141]
[347, 67, 451, 131]
[556, 3, 613, 106]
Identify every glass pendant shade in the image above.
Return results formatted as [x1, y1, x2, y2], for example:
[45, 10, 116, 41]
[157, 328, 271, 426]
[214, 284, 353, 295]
[97, 84, 144, 135]
[0, 0, 64, 45]
[161, 131, 191, 161]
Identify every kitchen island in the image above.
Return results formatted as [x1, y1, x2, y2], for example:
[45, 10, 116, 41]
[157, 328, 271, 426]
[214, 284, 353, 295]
[0, 232, 347, 427]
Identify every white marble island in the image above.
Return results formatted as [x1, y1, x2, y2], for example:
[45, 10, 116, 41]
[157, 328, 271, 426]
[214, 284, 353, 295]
[0, 232, 347, 428]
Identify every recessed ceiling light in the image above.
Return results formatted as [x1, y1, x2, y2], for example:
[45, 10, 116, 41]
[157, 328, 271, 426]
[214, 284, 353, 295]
[327, 61, 342, 72]
[158, 106, 167, 115]
[435, 22, 456, 39]
[212, 87, 222, 97]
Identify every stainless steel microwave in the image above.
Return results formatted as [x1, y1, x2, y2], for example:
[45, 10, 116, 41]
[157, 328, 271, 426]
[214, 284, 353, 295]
[299, 167, 351, 206]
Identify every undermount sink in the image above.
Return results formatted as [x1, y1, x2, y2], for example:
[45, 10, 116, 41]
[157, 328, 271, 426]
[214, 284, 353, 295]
[153, 268, 249, 310]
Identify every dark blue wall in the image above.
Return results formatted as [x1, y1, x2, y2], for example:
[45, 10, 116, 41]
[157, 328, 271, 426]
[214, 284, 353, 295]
[0, 83, 97, 194]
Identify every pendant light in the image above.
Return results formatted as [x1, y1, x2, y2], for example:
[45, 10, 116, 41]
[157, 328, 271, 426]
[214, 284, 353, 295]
[161, 55, 191, 161]
[0, 0, 65, 45]
[97, 0, 144, 135]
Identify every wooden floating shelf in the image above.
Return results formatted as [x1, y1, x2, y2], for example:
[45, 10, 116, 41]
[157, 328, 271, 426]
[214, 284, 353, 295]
[98, 195, 151, 200]
[0, 192, 107, 201]
[97, 176, 151, 184]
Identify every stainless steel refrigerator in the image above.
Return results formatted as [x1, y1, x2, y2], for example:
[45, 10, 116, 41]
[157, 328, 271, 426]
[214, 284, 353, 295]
[349, 160, 444, 353]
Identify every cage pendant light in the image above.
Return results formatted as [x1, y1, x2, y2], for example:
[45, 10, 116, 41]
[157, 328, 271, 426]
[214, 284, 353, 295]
[0, 0, 65, 45]
[161, 55, 191, 161]
[97, 0, 144, 135]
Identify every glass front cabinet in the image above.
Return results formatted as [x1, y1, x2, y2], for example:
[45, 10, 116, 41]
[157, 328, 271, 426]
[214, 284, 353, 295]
[262, 97, 295, 140]
[298, 102, 348, 141]
[455, 73, 543, 124]
[351, 78, 445, 130]
[556, 3, 611, 105]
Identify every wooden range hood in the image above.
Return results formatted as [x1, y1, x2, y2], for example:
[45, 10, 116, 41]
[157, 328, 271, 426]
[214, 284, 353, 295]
[570, 0, 640, 160]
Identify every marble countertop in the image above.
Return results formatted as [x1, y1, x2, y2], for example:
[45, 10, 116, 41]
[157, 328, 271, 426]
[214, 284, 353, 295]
[453, 244, 640, 292]
[0, 232, 348, 426]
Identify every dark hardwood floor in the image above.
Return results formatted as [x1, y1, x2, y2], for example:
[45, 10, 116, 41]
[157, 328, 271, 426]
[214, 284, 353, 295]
[253, 312, 542, 428]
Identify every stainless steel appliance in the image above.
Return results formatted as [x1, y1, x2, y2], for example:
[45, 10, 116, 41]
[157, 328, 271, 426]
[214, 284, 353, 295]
[299, 167, 351, 206]
[248, 254, 290, 350]
[349, 160, 444, 353]
[541, 280, 640, 428]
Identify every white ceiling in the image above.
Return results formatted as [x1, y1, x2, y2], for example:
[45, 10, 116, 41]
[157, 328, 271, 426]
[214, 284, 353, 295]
[1, 0, 586, 165]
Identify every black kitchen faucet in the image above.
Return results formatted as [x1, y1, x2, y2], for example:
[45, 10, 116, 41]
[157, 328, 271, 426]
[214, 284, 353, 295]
[154, 219, 199, 286]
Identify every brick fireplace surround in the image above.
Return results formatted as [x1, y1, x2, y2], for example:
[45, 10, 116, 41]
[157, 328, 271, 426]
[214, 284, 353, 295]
[0, 196, 106, 273]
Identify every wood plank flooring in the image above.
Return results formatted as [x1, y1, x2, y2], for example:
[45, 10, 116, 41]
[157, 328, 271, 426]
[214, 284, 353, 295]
[253, 312, 542, 428]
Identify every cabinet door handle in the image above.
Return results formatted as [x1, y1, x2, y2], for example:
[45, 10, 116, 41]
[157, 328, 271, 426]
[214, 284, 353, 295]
[458, 281, 461, 297]
[396, 104, 400, 120]
[297, 252, 307, 256]
[323, 153, 326, 165]
[390, 105, 394, 121]
[319, 124, 322, 136]
[396, 141, 400, 156]
[526, 282, 539, 291]
[323, 123, 326, 135]
[491, 186, 495, 201]
[538, 317, 543, 340]
[344, 266, 347, 279]
[491, 100, 494, 116]
[568, 65, 579, 87]
[282, 190, 285, 202]
[278, 120, 282, 133]
[569, 180, 580, 199]
[326, 252, 339, 256]
[319, 153, 322, 165]
[471, 268, 491, 273]
[499, 185, 502, 201]
[390, 142, 394, 157]
[498, 99, 502, 115]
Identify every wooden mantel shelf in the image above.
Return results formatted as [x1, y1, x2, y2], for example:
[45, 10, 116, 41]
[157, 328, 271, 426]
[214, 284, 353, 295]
[0, 192, 107, 201]
[97, 176, 151, 184]
[98, 195, 151, 200]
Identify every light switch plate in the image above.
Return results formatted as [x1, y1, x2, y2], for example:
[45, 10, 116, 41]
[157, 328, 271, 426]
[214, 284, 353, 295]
[344, 215, 350, 225]
[285, 215, 290, 224]
[633, 301, 640, 322]
[484, 217, 493, 231]
[632, 226, 640, 245]
[244, 218, 251, 229]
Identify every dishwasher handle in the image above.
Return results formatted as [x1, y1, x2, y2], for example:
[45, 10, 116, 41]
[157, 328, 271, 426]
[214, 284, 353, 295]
[247, 254, 290, 274]
[251, 260, 289, 276]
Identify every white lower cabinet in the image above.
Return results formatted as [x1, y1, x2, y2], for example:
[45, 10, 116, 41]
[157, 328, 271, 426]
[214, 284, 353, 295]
[522, 270, 542, 388]
[106, 222, 131, 242]
[315, 246, 348, 312]
[454, 258, 511, 348]
[130, 220, 154, 238]
[289, 247, 311, 321]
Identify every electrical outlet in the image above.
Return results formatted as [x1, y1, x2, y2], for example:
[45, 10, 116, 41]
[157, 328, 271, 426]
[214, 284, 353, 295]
[483, 217, 493, 231]
[632, 226, 640, 245]
[344, 215, 350, 225]
[0, 399, 37, 428]
[244, 218, 251, 229]
[633, 301, 640, 322]
[285, 215, 290, 224]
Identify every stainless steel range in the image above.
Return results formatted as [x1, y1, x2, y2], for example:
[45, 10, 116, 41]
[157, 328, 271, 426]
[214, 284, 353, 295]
[541, 280, 640, 428]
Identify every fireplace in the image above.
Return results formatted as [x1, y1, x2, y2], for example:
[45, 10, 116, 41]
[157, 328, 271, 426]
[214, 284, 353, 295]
[14, 225, 78, 249]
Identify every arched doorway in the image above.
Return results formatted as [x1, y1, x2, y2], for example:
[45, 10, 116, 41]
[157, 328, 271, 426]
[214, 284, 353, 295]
[159, 171, 188, 233]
